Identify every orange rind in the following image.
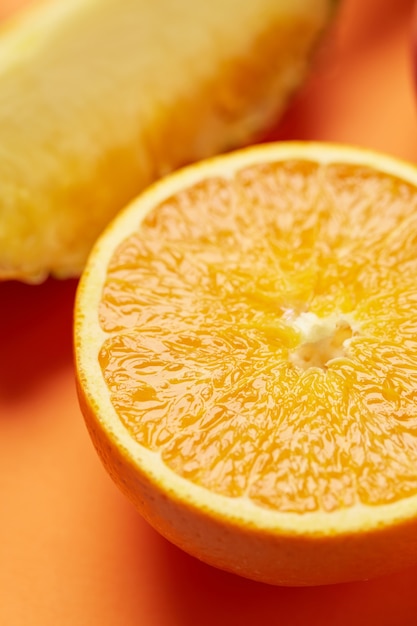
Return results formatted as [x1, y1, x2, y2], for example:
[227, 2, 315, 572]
[75, 142, 417, 585]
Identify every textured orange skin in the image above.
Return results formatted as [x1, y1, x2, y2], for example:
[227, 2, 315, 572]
[77, 379, 417, 586]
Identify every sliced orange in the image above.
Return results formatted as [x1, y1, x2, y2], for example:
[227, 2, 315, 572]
[0, 0, 335, 282]
[75, 141, 417, 586]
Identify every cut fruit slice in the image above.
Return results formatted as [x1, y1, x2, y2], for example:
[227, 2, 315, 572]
[75, 141, 417, 586]
[0, 0, 335, 282]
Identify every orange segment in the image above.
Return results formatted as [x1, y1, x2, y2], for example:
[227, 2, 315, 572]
[75, 142, 417, 585]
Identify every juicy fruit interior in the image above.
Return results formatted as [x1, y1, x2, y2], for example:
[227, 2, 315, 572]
[98, 160, 417, 514]
[0, 0, 334, 281]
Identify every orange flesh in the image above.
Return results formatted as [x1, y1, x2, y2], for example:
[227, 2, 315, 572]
[98, 160, 417, 514]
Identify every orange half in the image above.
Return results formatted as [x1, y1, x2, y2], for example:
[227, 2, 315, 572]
[74, 141, 417, 586]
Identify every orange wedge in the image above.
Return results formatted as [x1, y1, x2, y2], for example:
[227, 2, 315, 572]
[74, 141, 417, 586]
[0, 0, 335, 282]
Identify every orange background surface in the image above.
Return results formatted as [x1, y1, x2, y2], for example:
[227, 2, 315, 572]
[2, 0, 417, 624]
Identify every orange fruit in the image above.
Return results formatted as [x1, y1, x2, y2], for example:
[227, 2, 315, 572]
[0, 0, 335, 283]
[74, 141, 417, 586]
